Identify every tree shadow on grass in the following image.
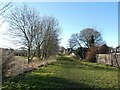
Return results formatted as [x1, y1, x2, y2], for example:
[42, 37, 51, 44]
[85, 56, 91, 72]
[3, 73, 102, 90]
[2, 56, 116, 90]
[58, 56, 118, 71]
[57, 57, 72, 61]
[81, 62, 118, 71]
[56, 56, 80, 68]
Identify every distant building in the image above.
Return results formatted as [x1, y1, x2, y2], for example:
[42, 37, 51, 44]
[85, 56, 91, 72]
[116, 45, 120, 53]
[59, 46, 66, 54]
[96, 45, 120, 67]
[67, 48, 75, 54]
[110, 45, 120, 53]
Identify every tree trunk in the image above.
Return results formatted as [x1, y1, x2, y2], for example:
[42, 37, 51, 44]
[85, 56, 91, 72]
[27, 47, 31, 64]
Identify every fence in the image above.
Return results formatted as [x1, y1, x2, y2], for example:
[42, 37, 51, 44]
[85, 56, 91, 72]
[96, 53, 120, 67]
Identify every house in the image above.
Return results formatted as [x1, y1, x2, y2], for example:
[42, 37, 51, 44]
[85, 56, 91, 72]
[58, 47, 75, 54]
[96, 45, 120, 67]
[59, 46, 66, 54]
[110, 45, 120, 53]
[116, 45, 120, 53]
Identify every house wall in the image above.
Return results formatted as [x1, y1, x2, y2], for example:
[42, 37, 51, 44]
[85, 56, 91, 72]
[96, 53, 120, 67]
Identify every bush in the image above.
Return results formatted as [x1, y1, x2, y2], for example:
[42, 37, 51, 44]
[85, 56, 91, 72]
[2, 50, 15, 77]
[75, 47, 87, 59]
[86, 46, 97, 62]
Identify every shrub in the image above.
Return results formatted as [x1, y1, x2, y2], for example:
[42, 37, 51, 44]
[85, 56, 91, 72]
[86, 46, 97, 62]
[75, 47, 87, 59]
[2, 50, 15, 78]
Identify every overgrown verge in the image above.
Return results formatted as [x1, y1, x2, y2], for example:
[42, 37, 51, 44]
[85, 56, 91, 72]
[2, 56, 57, 82]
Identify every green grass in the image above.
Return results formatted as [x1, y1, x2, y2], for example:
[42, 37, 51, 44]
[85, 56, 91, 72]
[2, 56, 118, 90]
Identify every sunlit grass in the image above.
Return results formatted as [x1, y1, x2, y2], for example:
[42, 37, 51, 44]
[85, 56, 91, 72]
[2, 56, 118, 89]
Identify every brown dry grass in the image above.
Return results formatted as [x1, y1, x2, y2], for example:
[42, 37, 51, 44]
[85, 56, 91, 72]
[6, 56, 56, 76]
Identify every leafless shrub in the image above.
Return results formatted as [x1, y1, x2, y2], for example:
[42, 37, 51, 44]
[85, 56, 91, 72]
[86, 46, 97, 62]
[2, 50, 15, 77]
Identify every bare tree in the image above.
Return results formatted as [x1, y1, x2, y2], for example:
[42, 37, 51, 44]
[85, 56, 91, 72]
[8, 5, 40, 63]
[8, 5, 61, 62]
[0, 2, 12, 15]
[0, 2, 12, 25]
[69, 28, 104, 49]
[69, 33, 82, 49]
[43, 16, 60, 58]
[35, 16, 60, 60]
[79, 28, 104, 48]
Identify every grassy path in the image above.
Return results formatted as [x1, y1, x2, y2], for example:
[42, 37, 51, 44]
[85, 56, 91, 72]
[2, 56, 118, 90]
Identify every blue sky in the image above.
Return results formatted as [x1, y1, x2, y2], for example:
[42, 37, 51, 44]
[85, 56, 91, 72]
[26, 2, 118, 48]
[0, 2, 118, 48]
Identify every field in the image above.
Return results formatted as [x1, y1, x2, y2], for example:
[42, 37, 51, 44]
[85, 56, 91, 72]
[2, 56, 119, 90]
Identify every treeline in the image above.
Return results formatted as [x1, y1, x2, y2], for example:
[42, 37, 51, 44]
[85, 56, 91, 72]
[69, 28, 110, 62]
[8, 5, 60, 63]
